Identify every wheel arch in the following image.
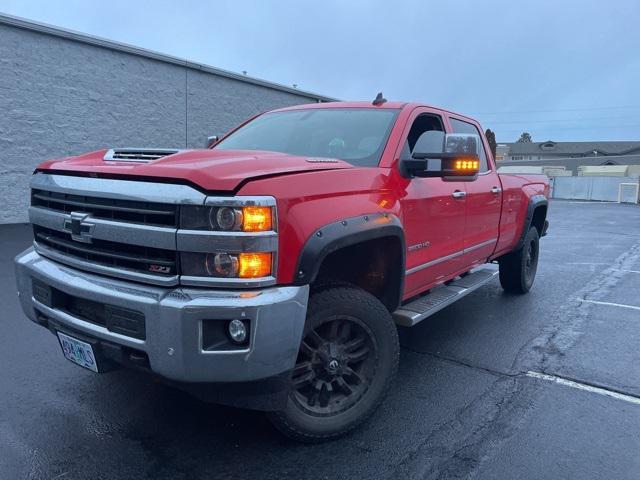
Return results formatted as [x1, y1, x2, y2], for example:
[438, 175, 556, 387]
[293, 213, 406, 311]
[516, 194, 548, 250]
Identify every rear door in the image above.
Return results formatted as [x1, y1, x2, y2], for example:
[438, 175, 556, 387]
[448, 117, 502, 268]
[399, 108, 467, 298]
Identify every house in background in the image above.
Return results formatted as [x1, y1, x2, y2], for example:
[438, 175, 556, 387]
[495, 144, 510, 161]
[495, 141, 640, 175]
[500, 141, 640, 162]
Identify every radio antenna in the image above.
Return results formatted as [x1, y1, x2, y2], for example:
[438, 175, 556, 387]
[372, 92, 387, 106]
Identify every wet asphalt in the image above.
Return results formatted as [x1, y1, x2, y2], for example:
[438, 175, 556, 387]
[1, 200, 639, 480]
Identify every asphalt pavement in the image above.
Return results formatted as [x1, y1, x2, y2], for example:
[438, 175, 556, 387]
[1, 200, 639, 480]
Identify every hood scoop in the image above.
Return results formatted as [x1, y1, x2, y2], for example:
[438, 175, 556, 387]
[103, 148, 184, 163]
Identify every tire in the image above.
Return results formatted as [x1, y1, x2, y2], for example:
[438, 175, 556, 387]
[267, 286, 399, 443]
[499, 227, 540, 294]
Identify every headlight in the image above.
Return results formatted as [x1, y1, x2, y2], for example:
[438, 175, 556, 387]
[181, 252, 272, 278]
[207, 252, 239, 276]
[214, 207, 243, 231]
[181, 205, 273, 232]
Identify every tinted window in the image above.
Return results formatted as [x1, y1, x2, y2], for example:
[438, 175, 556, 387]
[215, 108, 399, 167]
[449, 118, 490, 172]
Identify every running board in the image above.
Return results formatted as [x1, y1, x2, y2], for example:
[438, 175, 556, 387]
[393, 267, 499, 327]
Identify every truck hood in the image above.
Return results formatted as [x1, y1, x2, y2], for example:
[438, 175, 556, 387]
[38, 148, 354, 192]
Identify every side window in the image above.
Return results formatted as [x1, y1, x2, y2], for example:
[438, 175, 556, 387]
[401, 114, 444, 160]
[449, 118, 490, 172]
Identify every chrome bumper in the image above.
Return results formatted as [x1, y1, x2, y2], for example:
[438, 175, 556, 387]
[14, 248, 309, 383]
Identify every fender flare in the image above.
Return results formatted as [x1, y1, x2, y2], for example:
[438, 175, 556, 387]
[516, 194, 548, 250]
[293, 212, 406, 297]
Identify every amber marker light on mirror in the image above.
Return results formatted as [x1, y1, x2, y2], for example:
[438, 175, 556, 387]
[242, 206, 273, 232]
[454, 159, 479, 172]
[238, 252, 272, 278]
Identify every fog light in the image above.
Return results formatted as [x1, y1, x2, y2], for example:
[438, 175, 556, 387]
[228, 319, 247, 344]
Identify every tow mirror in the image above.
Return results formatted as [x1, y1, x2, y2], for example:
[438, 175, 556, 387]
[402, 131, 480, 181]
[206, 135, 219, 148]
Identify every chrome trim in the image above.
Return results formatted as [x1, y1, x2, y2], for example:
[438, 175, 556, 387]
[65, 212, 95, 243]
[34, 242, 179, 287]
[204, 196, 277, 208]
[463, 238, 497, 254]
[32, 190, 177, 217]
[406, 251, 463, 275]
[103, 148, 184, 162]
[15, 248, 310, 383]
[30, 174, 280, 288]
[452, 190, 467, 199]
[31, 173, 207, 205]
[203, 196, 279, 234]
[405, 238, 498, 275]
[29, 207, 177, 250]
[177, 230, 278, 253]
[180, 275, 277, 288]
[198, 320, 250, 355]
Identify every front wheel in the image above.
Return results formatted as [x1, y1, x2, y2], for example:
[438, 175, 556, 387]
[267, 286, 399, 442]
[499, 227, 540, 293]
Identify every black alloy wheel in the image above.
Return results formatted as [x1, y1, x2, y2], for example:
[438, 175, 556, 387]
[291, 316, 376, 416]
[267, 286, 399, 442]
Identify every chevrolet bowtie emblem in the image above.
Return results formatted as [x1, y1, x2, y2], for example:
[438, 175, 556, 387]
[63, 212, 95, 243]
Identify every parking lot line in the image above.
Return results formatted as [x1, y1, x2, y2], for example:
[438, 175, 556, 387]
[526, 372, 640, 406]
[616, 269, 640, 274]
[567, 262, 611, 266]
[579, 299, 640, 311]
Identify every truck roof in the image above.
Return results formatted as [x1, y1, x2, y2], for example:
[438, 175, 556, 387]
[270, 101, 478, 124]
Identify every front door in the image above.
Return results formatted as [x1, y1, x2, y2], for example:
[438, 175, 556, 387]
[399, 109, 467, 298]
[402, 178, 467, 297]
[448, 116, 502, 267]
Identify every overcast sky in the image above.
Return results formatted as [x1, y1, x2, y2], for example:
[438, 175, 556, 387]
[2, 0, 640, 142]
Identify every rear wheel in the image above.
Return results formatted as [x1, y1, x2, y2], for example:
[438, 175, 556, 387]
[499, 227, 540, 293]
[268, 286, 399, 442]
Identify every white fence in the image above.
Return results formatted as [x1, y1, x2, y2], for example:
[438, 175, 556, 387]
[551, 176, 639, 203]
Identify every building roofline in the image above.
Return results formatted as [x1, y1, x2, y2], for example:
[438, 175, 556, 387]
[498, 153, 640, 164]
[0, 12, 338, 102]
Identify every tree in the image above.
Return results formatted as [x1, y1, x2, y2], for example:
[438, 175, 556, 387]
[516, 132, 532, 143]
[485, 129, 497, 158]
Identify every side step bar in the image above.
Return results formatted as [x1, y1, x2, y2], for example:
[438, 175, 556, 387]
[393, 267, 499, 327]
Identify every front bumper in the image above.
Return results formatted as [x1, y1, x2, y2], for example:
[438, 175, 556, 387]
[15, 248, 309, 383]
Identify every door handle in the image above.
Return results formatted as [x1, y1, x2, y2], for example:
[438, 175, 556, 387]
[452, 190, 467, 199]
[490, 186, 502, 194]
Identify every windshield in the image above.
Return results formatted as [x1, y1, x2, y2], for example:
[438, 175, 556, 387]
[214, 108, 399, 167]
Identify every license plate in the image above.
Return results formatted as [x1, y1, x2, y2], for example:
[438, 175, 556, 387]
[57, 332, 99, 372]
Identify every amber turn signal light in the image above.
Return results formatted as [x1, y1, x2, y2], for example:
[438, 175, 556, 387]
[454, 159, 479, 171]
[238, 252, 272, 278]
[242, 206, 273, 232]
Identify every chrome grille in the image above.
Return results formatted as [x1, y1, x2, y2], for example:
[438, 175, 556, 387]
[34, 226, 178, 277]
[29, 173, 277, 288]
[31, 188, 178, 227]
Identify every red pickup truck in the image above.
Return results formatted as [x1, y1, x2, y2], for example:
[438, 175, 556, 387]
[15, 98, 549, 442]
